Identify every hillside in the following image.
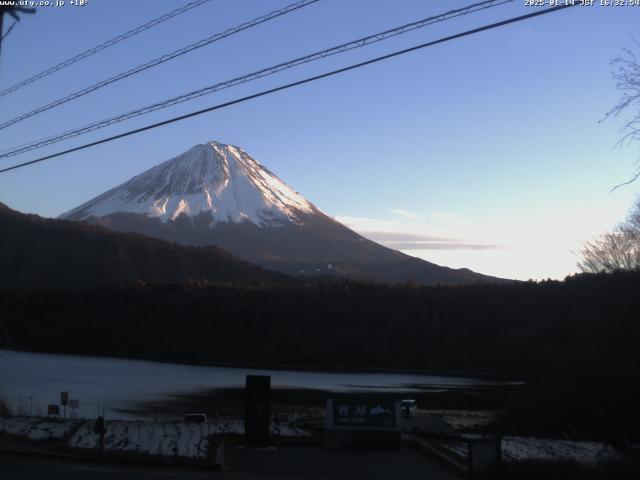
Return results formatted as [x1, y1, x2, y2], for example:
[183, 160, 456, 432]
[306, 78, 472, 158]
[0, 202, 285, 290]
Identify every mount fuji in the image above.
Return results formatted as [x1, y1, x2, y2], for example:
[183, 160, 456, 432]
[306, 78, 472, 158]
[61, 141, 501, 285]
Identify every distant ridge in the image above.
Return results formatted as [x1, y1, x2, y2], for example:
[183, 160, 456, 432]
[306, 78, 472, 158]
[0, 202, 284, 290]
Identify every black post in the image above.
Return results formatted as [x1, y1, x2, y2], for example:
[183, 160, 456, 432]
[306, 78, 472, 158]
[244, 375, 271, 447]
[94, 415, 106, 457]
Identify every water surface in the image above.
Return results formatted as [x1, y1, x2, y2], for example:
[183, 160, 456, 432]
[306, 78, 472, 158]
[0, 349, 517, 419]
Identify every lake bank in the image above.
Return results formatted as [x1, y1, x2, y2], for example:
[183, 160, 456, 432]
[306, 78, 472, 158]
[0, 347, 523, 379]
[0, 349, 521, 421]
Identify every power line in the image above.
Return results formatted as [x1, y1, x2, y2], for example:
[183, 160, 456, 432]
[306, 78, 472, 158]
[0, 0, 512, 159]
[0, 4, 575, 175]
[0, 0, 319, 131]
[0, 0, 212, 98]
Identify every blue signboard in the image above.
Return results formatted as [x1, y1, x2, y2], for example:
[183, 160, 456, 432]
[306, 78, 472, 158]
[332, 400, 396, 428]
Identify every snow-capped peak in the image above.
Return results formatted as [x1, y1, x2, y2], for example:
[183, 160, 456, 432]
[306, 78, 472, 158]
[60, 141, 315, 225]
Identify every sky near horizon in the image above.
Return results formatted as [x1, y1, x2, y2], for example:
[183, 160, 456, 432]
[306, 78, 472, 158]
[0, 0, 638, 281]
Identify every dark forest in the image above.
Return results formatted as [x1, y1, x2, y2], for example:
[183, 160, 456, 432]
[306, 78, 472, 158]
[2, 270, 639, 440]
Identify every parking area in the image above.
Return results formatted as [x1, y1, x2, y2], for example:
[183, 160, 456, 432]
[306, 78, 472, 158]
[224, 445, 460, 480]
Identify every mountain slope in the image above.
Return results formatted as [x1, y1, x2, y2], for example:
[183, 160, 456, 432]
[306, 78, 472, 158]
[61, 141, 506, 285]
[0, 202, 284, 290]
[61, 142, 315, 225]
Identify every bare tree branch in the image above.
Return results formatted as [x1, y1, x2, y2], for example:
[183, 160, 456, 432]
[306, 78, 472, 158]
[577, 198, 640, 272]
[602, 43, 640, 190]
[610, 170, 640, 192]
[1, 21, 16, 41]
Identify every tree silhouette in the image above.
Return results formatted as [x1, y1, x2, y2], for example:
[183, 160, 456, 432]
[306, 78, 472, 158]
[578, 198, 640, 273]
[605, 40, 640, 190]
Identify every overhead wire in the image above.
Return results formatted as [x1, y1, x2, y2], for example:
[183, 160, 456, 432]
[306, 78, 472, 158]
[0, 0, 512, 159]
[0, 3, 576, 175]
[0, 0, 320, 130]
[0, 0, 213, 98]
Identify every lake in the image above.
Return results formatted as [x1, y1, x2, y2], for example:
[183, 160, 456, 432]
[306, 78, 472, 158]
[0, 349, 519, 419]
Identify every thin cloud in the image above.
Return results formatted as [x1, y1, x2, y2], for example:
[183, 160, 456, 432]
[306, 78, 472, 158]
[389, 208, 420, 221]
[361, 231, 457, 242]
[390, 241, 506, 251]
[360, 231, 505, 251]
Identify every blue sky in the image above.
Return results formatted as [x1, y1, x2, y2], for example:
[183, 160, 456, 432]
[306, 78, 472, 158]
[0, 0, 638, 280]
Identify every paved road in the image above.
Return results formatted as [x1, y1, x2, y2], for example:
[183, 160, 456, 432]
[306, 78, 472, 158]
[0, 447, 460, 480]
[0, 454, 212, 480]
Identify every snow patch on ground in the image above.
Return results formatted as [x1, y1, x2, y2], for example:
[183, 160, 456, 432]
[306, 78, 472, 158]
[271, 423, 311, 437]
[501, 436, 623, 465]
[208, 420, 243, 435]
[439, 436, 622, 466]
[69, 420, 209, 459]
[0, 416, 78, 441]
[426, 410, 497, 430]
[2, 416, 309, 460]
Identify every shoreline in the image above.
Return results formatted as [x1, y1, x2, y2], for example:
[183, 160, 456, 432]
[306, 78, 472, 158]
[0, 348, 524, 381]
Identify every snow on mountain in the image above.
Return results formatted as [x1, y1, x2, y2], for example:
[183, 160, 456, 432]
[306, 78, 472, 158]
[60, 141, 314, 225]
